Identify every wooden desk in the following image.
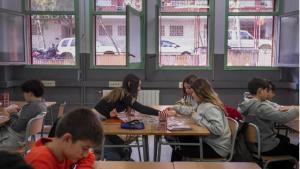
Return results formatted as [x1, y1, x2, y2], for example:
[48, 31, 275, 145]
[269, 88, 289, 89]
[94, 161, 174, 169]
[174, 162, 261, 169]
[284, 118, 299, 133]
[10, 101, 56, 108]
[101, 122, 153, 161]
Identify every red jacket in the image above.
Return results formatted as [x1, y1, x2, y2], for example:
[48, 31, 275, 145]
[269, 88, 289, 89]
[224, 104, 242, 120]
[25, 138, 95, 169]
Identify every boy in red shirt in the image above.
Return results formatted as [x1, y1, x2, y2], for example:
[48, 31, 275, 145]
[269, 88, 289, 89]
[25, 108, 103, 169]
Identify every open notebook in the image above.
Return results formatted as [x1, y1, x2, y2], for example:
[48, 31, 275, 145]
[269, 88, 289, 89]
[167, 118, 192, 131]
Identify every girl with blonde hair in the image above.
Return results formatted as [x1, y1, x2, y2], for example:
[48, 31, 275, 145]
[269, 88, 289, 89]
[171, 78, 231, 161]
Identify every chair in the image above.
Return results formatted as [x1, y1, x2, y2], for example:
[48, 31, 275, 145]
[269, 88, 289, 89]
[182, 117, 239, 162]
[202, 117, 239, 161]
[245, 122, 298, 169]
[41, 102, 66, 137]
[16, 112, 46, 155]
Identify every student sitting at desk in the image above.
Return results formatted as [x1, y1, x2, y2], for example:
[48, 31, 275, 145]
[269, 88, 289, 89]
[171, 78, 231, 161]
[238, 78, 298, 169]
[25, 108, 104, 169]
[94, 74, 162, 161]
[167, 74, 198, 115]
[0, 80, 46, 151]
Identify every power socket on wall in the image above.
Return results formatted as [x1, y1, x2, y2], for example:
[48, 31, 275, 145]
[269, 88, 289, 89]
[178, 82, 183, 88]
[41, 80, 56, 87]
[109, 81, 122, 88]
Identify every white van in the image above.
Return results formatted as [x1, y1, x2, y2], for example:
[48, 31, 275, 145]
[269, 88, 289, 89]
[57, 38, 120, 58]
[228, 30, 272, 49]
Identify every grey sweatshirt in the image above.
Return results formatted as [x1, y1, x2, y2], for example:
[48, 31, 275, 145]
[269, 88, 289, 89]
[238, 98, 298, 152]
[191, 102, 231, 157]
[173, 96, 198, 116]
[9, 100, 47, 134]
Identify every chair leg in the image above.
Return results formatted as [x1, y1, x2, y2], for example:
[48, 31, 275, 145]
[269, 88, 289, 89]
[263, 158, 298, 169]
[135, 138, 142, 161]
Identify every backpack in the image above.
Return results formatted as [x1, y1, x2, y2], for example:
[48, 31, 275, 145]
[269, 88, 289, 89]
[231, 121, 256, 162]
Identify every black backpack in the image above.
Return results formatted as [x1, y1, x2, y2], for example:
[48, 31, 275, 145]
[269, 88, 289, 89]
[231, 121, 256, 162]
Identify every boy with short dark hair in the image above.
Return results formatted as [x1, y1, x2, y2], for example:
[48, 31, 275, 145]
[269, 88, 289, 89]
[25, 108, 104, 169]
[0, 79, 47, 151]
[238, 78, 298, 168]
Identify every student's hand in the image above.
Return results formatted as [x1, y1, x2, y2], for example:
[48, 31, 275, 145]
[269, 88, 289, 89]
[165, 109, 177, 116]
[279, 106, 290, 112]
[166, 107, 175, 111]
[109, 108, 118, 118]
[5, 104, 20, 114]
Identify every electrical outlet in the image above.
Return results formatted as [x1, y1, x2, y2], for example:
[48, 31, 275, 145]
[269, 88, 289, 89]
[109, 81, 122, 88]
[179, 82, 183, 88]
[41, 80, 56, 87]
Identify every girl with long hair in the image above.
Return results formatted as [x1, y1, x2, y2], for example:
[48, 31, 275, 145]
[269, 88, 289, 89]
[171, 78, 231, 161]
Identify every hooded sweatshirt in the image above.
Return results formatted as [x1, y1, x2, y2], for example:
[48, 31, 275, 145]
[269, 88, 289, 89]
[238, 97, 298, 152]
[25, 138, 95, 169]
[173, 95, 198, 116]
[192, 102, 231, 157]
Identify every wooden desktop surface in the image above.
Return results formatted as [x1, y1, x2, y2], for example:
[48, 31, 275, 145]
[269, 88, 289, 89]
[94, 161, 174, 169]
[11, 101, 56, 108]
[284, 118, 299, 132]
[174, 162, 261, 169]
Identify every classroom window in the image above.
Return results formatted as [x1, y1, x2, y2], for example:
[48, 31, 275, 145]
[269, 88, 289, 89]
[28, 1, 76, 66]
[158, 0, 210, 67]
[226, 0, 278, 67]
[95, 15, 126, 66]
[93, 0, 143, 67]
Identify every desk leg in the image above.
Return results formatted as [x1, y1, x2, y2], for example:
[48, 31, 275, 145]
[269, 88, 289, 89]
[153, 135, 159, 161]
[157, 136, 162, 162]
[142, 135, 149, 161]
[100, 137, 106, 160]
[199, 137, 203, 161]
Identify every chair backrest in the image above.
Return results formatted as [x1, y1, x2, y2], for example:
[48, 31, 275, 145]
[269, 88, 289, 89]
[57, 102, 66, 118]
[226, 117, 239, 161]
[245, 122, 261, 157]
[25, 113, 46, 141]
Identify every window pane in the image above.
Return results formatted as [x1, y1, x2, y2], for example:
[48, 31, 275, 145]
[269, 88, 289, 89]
[31, 0, 74, 11]
[0, 13, 24, 62]
[95, 0, 142, 12]
[31, 15, 76, 65]
[95, 15, 126, 66]
[159, 16, 208, 67]
[229, 0, 275, 12]
[161, 0, 209, 12]
[0, 0, 22, 12]
[227, 16, 274, 66]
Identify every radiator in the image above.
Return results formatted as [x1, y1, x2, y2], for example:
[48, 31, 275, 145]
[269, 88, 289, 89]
[102, 90, 159, 106]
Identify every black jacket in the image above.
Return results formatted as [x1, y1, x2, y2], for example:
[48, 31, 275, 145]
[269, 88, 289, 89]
[95, 94, 159, 118]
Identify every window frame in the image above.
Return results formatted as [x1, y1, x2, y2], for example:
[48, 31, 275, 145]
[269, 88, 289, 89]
[0, 7, 26, 65]
[156, 0, 215, 70]
[224, 0, 283, 70]
[24, 0, 80, 69]
[90, 0, 145, 69]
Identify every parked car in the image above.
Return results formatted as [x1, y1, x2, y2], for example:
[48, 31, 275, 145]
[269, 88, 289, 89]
[96, 41, 120, 54]
[57, 38, 75, 58]
[57, 38, 120, 58]
[228, 29, 272, 49]
[160, 40, 194, 55]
